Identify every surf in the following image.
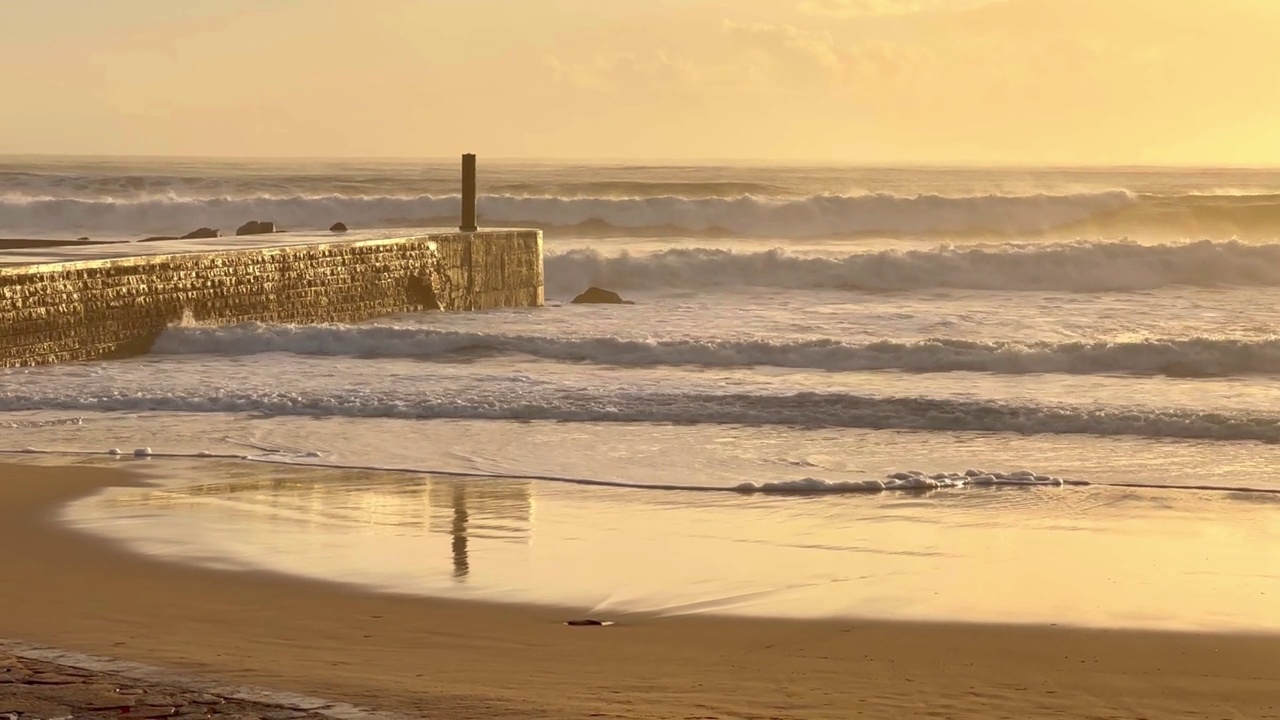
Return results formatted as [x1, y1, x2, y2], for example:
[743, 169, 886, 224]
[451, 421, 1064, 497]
[152, 323, 1280, 378]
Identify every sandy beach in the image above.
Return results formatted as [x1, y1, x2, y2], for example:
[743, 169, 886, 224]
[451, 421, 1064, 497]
[0, 461, 1274, 719]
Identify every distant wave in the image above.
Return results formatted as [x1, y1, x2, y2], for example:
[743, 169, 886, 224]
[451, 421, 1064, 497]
[0, 171, 796, 202]
[0, 190, 1136, 238]
[6, 188, 1280, 239]
[1, 387, 1277, 442]
[154, 323, 1280, 378]
[547, 240, 1280, 293]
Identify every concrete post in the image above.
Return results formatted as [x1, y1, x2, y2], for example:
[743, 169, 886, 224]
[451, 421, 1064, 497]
[460, 153, 478, 232]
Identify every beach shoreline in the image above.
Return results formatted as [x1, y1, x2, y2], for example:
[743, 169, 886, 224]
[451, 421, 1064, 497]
[1, 460, 1277, 719]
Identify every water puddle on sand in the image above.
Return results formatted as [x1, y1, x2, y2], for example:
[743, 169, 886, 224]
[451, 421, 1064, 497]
[60, 457, 1280, 633]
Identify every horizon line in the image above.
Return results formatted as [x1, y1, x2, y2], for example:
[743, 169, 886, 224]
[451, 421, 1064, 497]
[3, 153, 1280, 171]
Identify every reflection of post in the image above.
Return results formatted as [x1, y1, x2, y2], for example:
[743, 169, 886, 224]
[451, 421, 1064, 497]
[451, 483, 469, 580]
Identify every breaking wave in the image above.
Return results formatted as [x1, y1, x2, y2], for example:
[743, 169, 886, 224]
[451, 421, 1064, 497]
[0, 387, 1277, 442]
[154, 323, 1280, 378]
[545, 240, 1280, 293]
[6, 188, 1280, 239]
[0, 190, 1135, 238]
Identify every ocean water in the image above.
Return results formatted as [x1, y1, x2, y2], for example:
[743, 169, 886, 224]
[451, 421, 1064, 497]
[4, 158, 1280, 630]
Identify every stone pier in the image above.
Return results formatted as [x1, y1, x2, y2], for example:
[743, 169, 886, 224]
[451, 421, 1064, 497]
[0, 228, 543, 367]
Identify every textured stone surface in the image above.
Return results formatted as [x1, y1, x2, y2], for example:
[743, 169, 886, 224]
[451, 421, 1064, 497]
[0, 642, 410, 720]
[0, 654, 316, 719]
[0, 230, 543, 367]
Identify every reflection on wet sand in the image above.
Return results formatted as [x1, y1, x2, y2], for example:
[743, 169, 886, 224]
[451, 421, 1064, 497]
[89, 463, 533, 583]
[67, 460, 1280, 632]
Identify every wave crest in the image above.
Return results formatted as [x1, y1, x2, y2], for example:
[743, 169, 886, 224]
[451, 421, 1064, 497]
[0, 190, 1135, 238]
[546, 240, 1280, 293]
[153, 324, 1280, 378]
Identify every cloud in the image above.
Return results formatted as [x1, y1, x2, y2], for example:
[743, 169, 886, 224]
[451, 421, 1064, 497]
[723, 21, 842, 73]
[845, 40, 935, 78]
[724, 21, 932, 87]
[545, 20, 934, 98]
[799, 0, 1005, 17]
[544, 51, 746, 95]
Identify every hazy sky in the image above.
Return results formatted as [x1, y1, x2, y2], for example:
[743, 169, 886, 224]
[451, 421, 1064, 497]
[3, 0, 1277, 164]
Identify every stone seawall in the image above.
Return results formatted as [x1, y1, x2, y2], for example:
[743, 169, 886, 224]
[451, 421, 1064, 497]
[0, 230, 543, 367]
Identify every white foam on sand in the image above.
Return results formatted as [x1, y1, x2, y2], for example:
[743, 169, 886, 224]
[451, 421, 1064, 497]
[735, 469, 1072, 493]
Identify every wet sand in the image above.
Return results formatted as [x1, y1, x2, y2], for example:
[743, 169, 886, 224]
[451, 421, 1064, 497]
[1, 461, 1277, 720]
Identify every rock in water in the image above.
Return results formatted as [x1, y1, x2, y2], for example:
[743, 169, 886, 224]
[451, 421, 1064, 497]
[330, 222, 349, 233]
[571, 286, 633, 304]
[180, 227, 219, 239]
[236, 220, 276, 236]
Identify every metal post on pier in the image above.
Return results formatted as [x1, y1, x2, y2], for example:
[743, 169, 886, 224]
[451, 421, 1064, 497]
[460, 153, 478, 232]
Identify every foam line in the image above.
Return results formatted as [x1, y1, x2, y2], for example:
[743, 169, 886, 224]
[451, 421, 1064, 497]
[5, 448, 1279, 496]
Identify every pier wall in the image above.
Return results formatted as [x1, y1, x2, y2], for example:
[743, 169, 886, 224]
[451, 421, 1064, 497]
[0, 230, 543, 367]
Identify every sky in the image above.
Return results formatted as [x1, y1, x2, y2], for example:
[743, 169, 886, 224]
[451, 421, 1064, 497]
[2, 0, 1277, 164]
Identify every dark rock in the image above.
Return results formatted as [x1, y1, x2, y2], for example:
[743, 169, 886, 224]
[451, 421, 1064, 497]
[179, 228, 219, 240]
[76, 236, 89, 241]
[570, 287, 634, 305]
[139, 236, 179, 243]
[235, 220, 276, 236]
[329, 222, 348, 233]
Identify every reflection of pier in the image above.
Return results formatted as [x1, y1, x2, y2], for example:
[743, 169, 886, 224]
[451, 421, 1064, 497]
[95, 464, 534, 583]
[429, 478, 533, 582]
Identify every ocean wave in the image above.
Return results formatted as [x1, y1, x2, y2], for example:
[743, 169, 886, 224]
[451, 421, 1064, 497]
[545, 240, 1280, 293]
[153, 323, 1280, 378]
[0, 170, 794, 202]
[5, 189, 1280, 239]
[0, 190, 1136, 238]
[12, 147, 1280, 243]
[0, 388, 1276, 442]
